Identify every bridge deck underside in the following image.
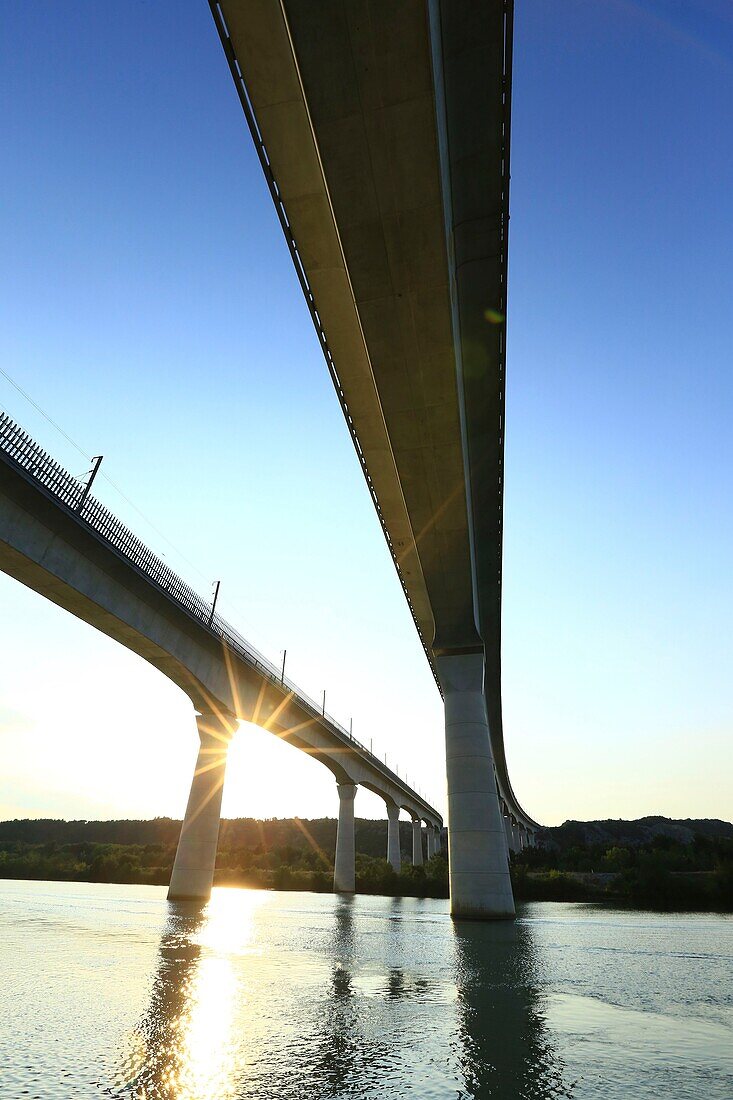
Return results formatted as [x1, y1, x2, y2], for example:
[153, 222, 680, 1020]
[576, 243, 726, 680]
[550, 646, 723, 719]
[216, 0, 537, 830]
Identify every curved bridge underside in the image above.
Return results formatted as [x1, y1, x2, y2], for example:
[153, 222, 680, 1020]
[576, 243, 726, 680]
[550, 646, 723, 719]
[210, 0, 538, 835]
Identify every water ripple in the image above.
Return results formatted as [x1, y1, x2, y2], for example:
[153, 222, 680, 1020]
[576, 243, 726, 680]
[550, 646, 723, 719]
[0, 883, 731, 1099]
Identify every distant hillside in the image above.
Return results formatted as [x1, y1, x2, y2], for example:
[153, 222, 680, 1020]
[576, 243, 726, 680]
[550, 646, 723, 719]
[538, 816, 733, 851]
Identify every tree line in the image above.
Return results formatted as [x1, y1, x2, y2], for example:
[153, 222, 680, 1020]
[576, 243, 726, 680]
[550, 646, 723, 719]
[0, 817, 449, 898]
[514, 832, 733, 909]
[2, 818, 732, 909]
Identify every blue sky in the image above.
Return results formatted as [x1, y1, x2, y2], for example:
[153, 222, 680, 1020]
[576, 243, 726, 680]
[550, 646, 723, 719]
[1, 0, 731, 826]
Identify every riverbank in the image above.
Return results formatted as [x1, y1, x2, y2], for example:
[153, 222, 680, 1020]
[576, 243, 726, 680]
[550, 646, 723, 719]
[2, 816, 732, 911]
[0, 840, 449, 899]
[2, 840, 733, 911]
[514, 866, 733, 910]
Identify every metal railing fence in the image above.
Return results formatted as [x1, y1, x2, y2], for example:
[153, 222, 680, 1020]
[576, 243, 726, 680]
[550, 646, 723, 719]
[0, 411, 438, 817]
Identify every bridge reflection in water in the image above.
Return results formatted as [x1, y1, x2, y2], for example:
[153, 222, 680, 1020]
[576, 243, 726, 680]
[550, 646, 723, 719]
[118, 890, 572, 1100]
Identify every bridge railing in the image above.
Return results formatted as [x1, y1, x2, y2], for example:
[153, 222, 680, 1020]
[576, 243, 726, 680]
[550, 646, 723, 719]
[0, 411, 436, 815]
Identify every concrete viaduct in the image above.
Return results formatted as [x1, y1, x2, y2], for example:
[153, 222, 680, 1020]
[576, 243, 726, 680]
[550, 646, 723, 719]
[0, 412, 445, 899]
[209, 0, 540, 918]
[1, 0, 542, 921]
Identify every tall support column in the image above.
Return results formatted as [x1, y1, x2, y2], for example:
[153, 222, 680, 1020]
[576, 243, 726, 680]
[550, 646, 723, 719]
[411, 816, 424, 866]
[168, 709, 237, 901]
[503, 813, 515, 855]
[386, 801, 401, 872]
[436, 652, 514, 919]
[334, 782, 356, 893]
[511, 818, 521, 854]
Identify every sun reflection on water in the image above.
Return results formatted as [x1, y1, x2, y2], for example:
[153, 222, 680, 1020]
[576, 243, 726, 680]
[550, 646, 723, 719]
[120, 888, 269, 1099]
[173, 954, 237, 1100]
[115, 890, 579, 1100]
[196, 886, 268, 956]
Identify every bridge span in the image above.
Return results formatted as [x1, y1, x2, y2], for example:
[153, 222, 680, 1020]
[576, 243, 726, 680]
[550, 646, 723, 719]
[0, 411, 446, 898]
[210, 0, 540, 917]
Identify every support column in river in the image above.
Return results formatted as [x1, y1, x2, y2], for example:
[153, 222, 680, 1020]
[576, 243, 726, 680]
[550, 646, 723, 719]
[168, 708, 237, 901]
[333, 782, 356, 893]
[386, 800, 401, 872]
[503, 811, 515, 855]
[411, 814, 424, 866]
[510, 817, 521, 854]
[436, 652, 514, 920]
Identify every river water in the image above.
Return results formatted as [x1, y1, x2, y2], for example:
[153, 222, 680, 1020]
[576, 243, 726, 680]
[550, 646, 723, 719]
[0, 880, 730, 1099]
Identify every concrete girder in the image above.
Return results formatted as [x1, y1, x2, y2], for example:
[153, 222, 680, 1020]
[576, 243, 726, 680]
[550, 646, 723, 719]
[215, 0, 475, 654]
[0, 457, 442, 878]
[210, 1, 541, 905]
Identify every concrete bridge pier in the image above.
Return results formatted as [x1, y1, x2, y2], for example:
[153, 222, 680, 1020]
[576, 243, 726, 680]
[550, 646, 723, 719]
[386, 801, 401, 872]
[410, 815, 424, 866]
[168, 709, 237, 901]
[436, 652, 515, 920]
[333, 782, 357, 893]
[502, 811, 515, 855]
[510, 817, 521, 854]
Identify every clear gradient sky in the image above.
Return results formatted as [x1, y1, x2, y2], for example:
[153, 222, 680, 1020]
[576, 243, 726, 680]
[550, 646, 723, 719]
[1, 1, 732, 827]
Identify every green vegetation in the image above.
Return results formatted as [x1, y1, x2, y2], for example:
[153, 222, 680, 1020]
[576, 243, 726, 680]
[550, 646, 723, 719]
[513, 832, 733, 910]
[2, 818, 732, 910]
[0, 840, 171, 886]
[0, 817, 450, 899]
